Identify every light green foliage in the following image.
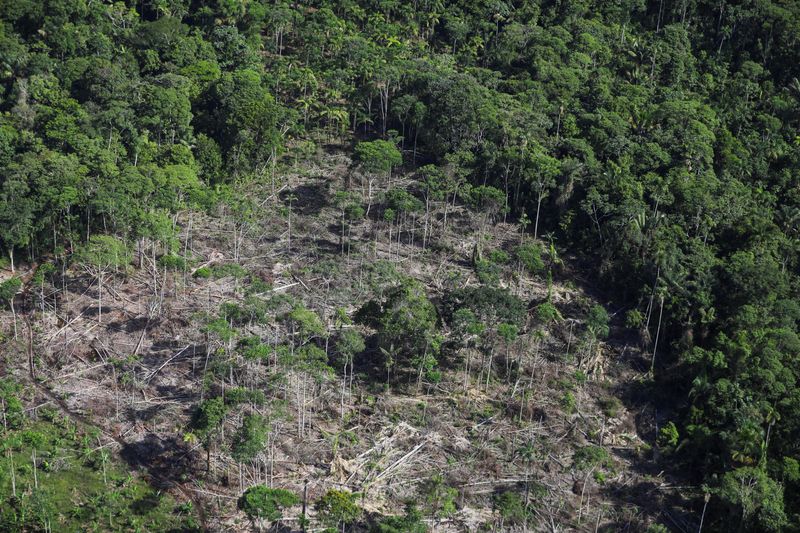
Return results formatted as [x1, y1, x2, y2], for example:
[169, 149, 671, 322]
[573, 446, 612, 471]
[625, 309, 644, 329]
[716, 467, 787, 531]
[0, 379, 24, 429]
[224, 387, 266, 407]
[315, 489, 362, 528]
[0, 278, 21, 309]
[210, 263, 248, 279]
[158, 254, 188, 271]
[657, 422, 679, 449]
[238, 336, 271, 360]
[516, 242, 545, 275]
[497, 323, 518, 344]
[193, 266, 212, 278]
[202, 317, 235, 344]
[238, 486, 299, 523]
[355, 140, 402, 176]
[536, 302, 562, 323]
[0, 411, 195, 530]
[335, 329, 365, 368]
[287, 305, 326, 341]
[560, 391, 577, 414]
[75, 235, 129, 274]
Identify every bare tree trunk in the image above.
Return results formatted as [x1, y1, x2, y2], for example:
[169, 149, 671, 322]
[9, 297, 17, 341]
[534, 190, 544, 240]
[98, 273, 103, 324]
[650, 295, 664, 375]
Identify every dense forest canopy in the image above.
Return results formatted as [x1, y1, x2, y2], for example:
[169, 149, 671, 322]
[1, 0, 799, 531]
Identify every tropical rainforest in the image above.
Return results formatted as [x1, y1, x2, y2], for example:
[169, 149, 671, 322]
[0, 0, 799, 531]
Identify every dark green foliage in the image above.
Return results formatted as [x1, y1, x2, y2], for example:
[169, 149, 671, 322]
[585, 305, 610, 339]
[464, 185, 505, 221]
[385, 188, 424, 214]
[372, 504, 427, 533]
[191, 397, 227, 440]
[376, 279, 439, 365]
[231, 414, 268, 463]
[493, 491, 528, 526]
[442, 286, 526, 329]
[474, 258, 502, 286]
[420, 475, 458, 518]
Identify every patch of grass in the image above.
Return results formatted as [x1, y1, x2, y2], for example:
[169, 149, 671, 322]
[210, 263, 248, 279]
[0, 417, 199, 532]
[193, 266, 212, 278]
[597, 396, 623, 418]
[573, 445, 613, 470]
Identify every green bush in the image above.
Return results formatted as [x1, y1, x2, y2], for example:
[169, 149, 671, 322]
[536, 301, 562, 323]
[421, 475, 458, 518]
[657, 421, 679, 449]
[158, 254, 188, 271]
[586, 305, 610, 339]
[516, 242, 545, 275]
[493, 491, 527, 525]
[597, 396, 623, 418]
[193, 266, 211, 278]
[475, 258, 502, 285]
[560, 391, 577, 414]
[372, 504, 428, 532]
[211, 263, 248, 279]
[238, 486, 299, 523]
[315, 489, 362, 529]
[573, 445, 612, 470]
